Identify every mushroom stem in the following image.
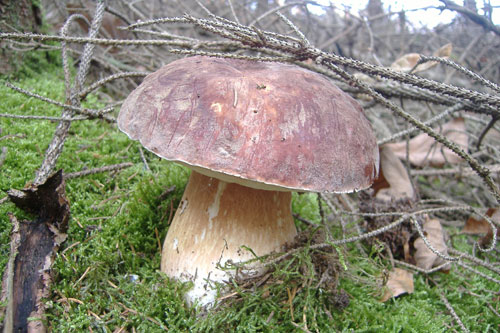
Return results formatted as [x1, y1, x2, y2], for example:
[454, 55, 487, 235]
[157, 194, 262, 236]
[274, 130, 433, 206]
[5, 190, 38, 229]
[161, 171, 297, 306]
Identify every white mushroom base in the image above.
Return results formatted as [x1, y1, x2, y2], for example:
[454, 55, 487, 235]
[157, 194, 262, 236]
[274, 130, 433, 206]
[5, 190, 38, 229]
[161, 171, 297, 307]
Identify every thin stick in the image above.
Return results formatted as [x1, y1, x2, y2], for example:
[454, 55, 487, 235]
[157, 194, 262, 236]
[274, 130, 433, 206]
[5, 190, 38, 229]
[456, 262, 500, 285]
[0, 113, 88, 121]
[410, 164, 500, 177]
[0, 147, 8, 168]
[78, 72, 149, 99]
[64, 163, 134, 179]
[5, 82, 112, 119]
[138, 146, 151, 171]
[418, 55, 500, 93]
[449, 248, 500, 276]
[430, 279, 470, 333]
[33, 2, 106, 185]
[227, 0, 240, 24]
[275, 11, 310, 46]
[378, 104, 462, 145]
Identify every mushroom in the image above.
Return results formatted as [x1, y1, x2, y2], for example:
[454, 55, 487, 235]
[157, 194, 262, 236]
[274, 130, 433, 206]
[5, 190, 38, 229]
[117, 56, 379, 306]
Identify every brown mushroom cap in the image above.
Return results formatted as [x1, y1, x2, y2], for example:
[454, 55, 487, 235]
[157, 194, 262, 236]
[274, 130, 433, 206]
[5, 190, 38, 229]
[118, 56, 378, 192]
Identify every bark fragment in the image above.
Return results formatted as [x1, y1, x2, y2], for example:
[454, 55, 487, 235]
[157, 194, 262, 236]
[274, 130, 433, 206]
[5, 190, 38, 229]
[1, 170, 69, 333]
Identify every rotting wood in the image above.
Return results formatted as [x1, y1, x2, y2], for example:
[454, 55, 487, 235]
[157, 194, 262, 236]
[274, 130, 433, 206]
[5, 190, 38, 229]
[1, 170, 69, 333]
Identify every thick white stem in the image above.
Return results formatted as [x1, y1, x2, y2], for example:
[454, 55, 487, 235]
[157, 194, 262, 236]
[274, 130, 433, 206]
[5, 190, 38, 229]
[161, 171, 297, 306]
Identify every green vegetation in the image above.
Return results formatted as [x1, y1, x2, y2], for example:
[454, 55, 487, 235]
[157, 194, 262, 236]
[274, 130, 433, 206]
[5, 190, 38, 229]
[1, 53, 498, 332]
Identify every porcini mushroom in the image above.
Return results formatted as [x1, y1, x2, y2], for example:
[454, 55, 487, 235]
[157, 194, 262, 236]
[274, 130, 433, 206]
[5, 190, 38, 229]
[117, 56, 379, 306]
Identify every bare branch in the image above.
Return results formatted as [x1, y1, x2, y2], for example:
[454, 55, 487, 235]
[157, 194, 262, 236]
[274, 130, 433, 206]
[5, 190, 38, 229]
[439, 0, 500, 36]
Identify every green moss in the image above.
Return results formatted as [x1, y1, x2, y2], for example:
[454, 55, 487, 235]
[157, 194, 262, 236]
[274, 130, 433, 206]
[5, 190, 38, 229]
[1, 53, 498, 332]
[292, 192, 321, 226]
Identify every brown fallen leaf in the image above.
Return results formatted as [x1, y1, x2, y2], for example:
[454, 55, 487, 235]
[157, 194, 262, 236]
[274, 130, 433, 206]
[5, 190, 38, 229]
[359, 146, 416, 260]
[462, 208, 498, 234]
[380, 268, 414, 302]
[391, 43, 452, 73]
[391, 53, 422, 72]
[434, 43, 453, 58]
[462, 208, 500, 248]
[373, 146, 415, 201]
[414, 217, 449, 271]
[481, 209, 500, 248]
[385, 117, 468, 167]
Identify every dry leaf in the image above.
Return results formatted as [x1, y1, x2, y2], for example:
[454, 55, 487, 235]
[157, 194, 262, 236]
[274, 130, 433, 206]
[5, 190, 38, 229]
[373, 146, 415, 201]
[391, 43, 452, 73]
[434, 43, 452, 58]
[380, 268, 414, 302]
[385, 117, 468, 167]
[414, 218, 449, 271]
[462, 208, 500, 248]
[462, 208, 498, 234]
[391, 53, 422, 72]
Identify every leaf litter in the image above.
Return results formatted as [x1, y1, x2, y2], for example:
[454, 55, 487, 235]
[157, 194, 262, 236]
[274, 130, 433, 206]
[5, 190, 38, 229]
[380, 268, 414, 302]
[385, 117, 468, 167]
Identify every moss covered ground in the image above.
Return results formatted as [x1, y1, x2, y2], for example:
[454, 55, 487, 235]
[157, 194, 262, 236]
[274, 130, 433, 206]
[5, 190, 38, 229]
[0, 53, 498, 332]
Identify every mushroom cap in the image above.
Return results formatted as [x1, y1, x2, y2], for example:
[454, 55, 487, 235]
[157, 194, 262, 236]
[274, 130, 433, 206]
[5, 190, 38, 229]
[118, 56, 379, 193]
